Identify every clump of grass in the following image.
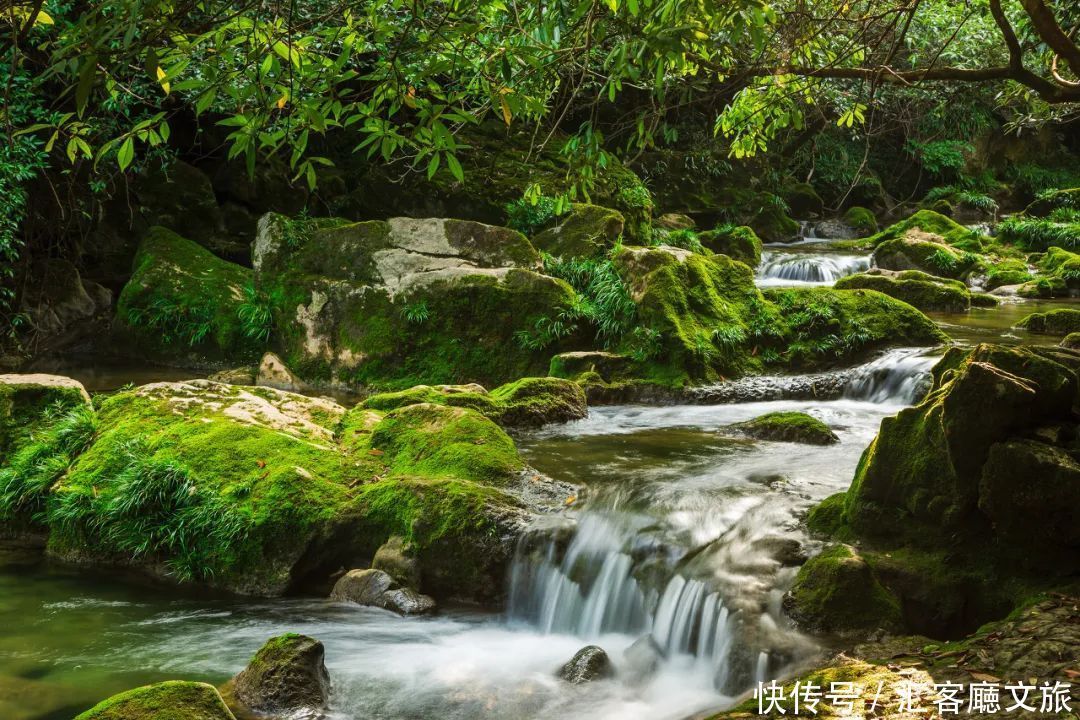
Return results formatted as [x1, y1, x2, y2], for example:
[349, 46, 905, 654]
[400, 300, 431, 325]
[124, 296, 215, 347]
[541, 251, 637, 346]
[237, 283, 276, 342]
[997, 216, 1080, 251]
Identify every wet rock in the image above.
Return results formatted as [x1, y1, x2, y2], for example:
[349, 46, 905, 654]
[835, 269, 971, 312]
[696, 225, 763, 266]
[557, 645, 615, 684]
[75, 681, 237, 720]
[1062, 332, 1080, 349]
[654, 213, 696, 231]
[227, 634, 330, 718]
[1016, 308, 1080, 335]
[372, 535, 422, 589]
[330, 568, 436, 615]
[532, 204, 625, 259]
[0, 373, 91, 457]
[729, 411, 839, 445]
[622, 635, 664, 684]
[256, 352, 306, 392]
[812, 218, 857, 240]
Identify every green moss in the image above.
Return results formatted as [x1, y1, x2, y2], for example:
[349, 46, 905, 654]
[872, 233, 977, 279]
[369, 404, 524, 485]
[834, 271, 970, 312]
[997, 215, 1080, 252]
[531, 204, 624, 259]
[1025, 187, 1080, 217]
[1016, 308, 1080, 335]
[750, 199, 800, 243]
[1062, 332, 1080, 349]
[75, 681, 236, 720]
[970, 292, 998, 307]
[117, 227, 262, 362]
[782, 182, 824, 217]
[866, 209, 983, 249]
[730, 411, 838, 445]
[985, 258, 1033, 289]
[843, 206, 878, 235]
[786, 544, 902, 633]
[1018, 276, 1069, 298]
[0, 377, 90, 461]
[696, 225, 763, 265]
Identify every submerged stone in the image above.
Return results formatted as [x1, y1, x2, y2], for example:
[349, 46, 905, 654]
[75, 681, 236, 720]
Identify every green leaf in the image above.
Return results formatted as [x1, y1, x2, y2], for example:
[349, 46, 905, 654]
[76, 56, 98, 117]
[427, 152, 441, 179]
[446, 153, 464, 182]
[117, 137, 135, 171]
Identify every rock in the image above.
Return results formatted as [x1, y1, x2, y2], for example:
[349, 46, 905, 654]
[548, 351, 633, 383]
[696, 225, 763, 266]
[834, 269, 971, 312]
[1016, 308, 1080, 335]
[330, 568, 436, 615]
[782, 182, 824, 217]
[0, 373, 91, 458]
[228, 634, 330, 717]
[372, 535, 422, 589]
[1024, 187, 1080, 217]
[867, 210, 983, 279]
[19, 258, 110, 337]
[729, 411, 839, 445]
[135, 161, 225, 249]
[784, 544, 902, 635]
[116, 227, 261, 364]
[811, 218, 857, 240]
[622, 635, 664, 684]
[979, 439, 1080, 554]
[750, 202, 800, 243]
[257, 352, 306, 392]
[1062, 332, 1080, 349]
[557, 645, 615, 684]
[75, 681, 237, 720]
[206, 367, 257, 385]
[654, 213, 696, 231]
[360, 376, 586, 429]
[254, 212, 576, 388]
[532, 204, 625, 259]
[842, 206, 878, 235]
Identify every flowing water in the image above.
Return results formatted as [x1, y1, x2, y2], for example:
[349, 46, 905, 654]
[756, 250, 870, 287]
[6, 290, 1079, 719]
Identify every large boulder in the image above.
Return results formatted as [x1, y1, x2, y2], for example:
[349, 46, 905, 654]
[696, 225, 762, 266]
[329, 568, 436, 614]
[2, 376, 571, 603]
[227, 634, 330, 717]
[75, 681, 236, 720]
[872, 233, 974, 279]
[793, 344, 1080, 638]
[531, 204, 624, 259]
[1017, 308, 1080, 335]
[784, 544, 901, 634]
[254, 213, 577, 389]
[834, 269, 971, 312]
[116, 227, 262, 364]
[19, 258, 111, 341]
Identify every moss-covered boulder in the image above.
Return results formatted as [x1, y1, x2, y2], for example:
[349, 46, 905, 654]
[116, 227, 261, 364]
[793, 344, 1080, 637]
[1016, 308, 1080, 335]
[1, 377, 570, 603]
[255, 213, 577, 389]
[1025, 187, 1080, 217]
[1062, 332, 1080, 349]
[696, 225, 763, 266]
[751, 202, 801, 243]
[226, 634, 329, 718]
[532, 204, 624, 259]
[866, 209, 981, 248]
[834, 269, 970, 312]
[75, 681, 236, 720]
[784, 544, 901, 634]
[0, 374, 90, 459]
[868, 213, 984, 280]
[782, 182, 824, 217]
[729, 411, 839, 445]
[654, 213, 695, 231]
[985, 258, 1033, 289]
[842, 206, 878, 235]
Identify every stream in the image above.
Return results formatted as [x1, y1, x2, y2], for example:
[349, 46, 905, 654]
[4, 247, 1078, 720]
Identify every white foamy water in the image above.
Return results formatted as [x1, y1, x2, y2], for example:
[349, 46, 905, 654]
[756, 251, 870, 286]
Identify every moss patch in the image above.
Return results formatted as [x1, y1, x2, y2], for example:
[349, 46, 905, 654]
[1016, 308, 1080, 335]
[75, 681, 236, 720]
[696, 225, 763, 265]
[729, 411, 839, 445]
[834, 271, 970, 312]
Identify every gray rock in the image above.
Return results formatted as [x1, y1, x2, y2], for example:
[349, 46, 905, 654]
[372, 536, 422, 589]
[623, 635, 664, 684]
[228, 634, 330, 719]
[330, 569, 436, 615]
[812, 219, 857, 240]
[558, 645, 615, 684]
[257, 352, 306, 392]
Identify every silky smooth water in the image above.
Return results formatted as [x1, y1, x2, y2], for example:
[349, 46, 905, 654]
[4, 297, 1067, 719]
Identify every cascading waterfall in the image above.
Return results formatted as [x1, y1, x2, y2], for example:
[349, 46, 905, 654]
[508, 346, 942, 698]
[756, 251, 870, 286]
[843, 347, 939, 404]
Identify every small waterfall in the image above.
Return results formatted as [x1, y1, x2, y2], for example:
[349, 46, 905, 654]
[843, 348, 939, 404]
[507, 512, 805, 694]
[756, 252, 870, 286]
